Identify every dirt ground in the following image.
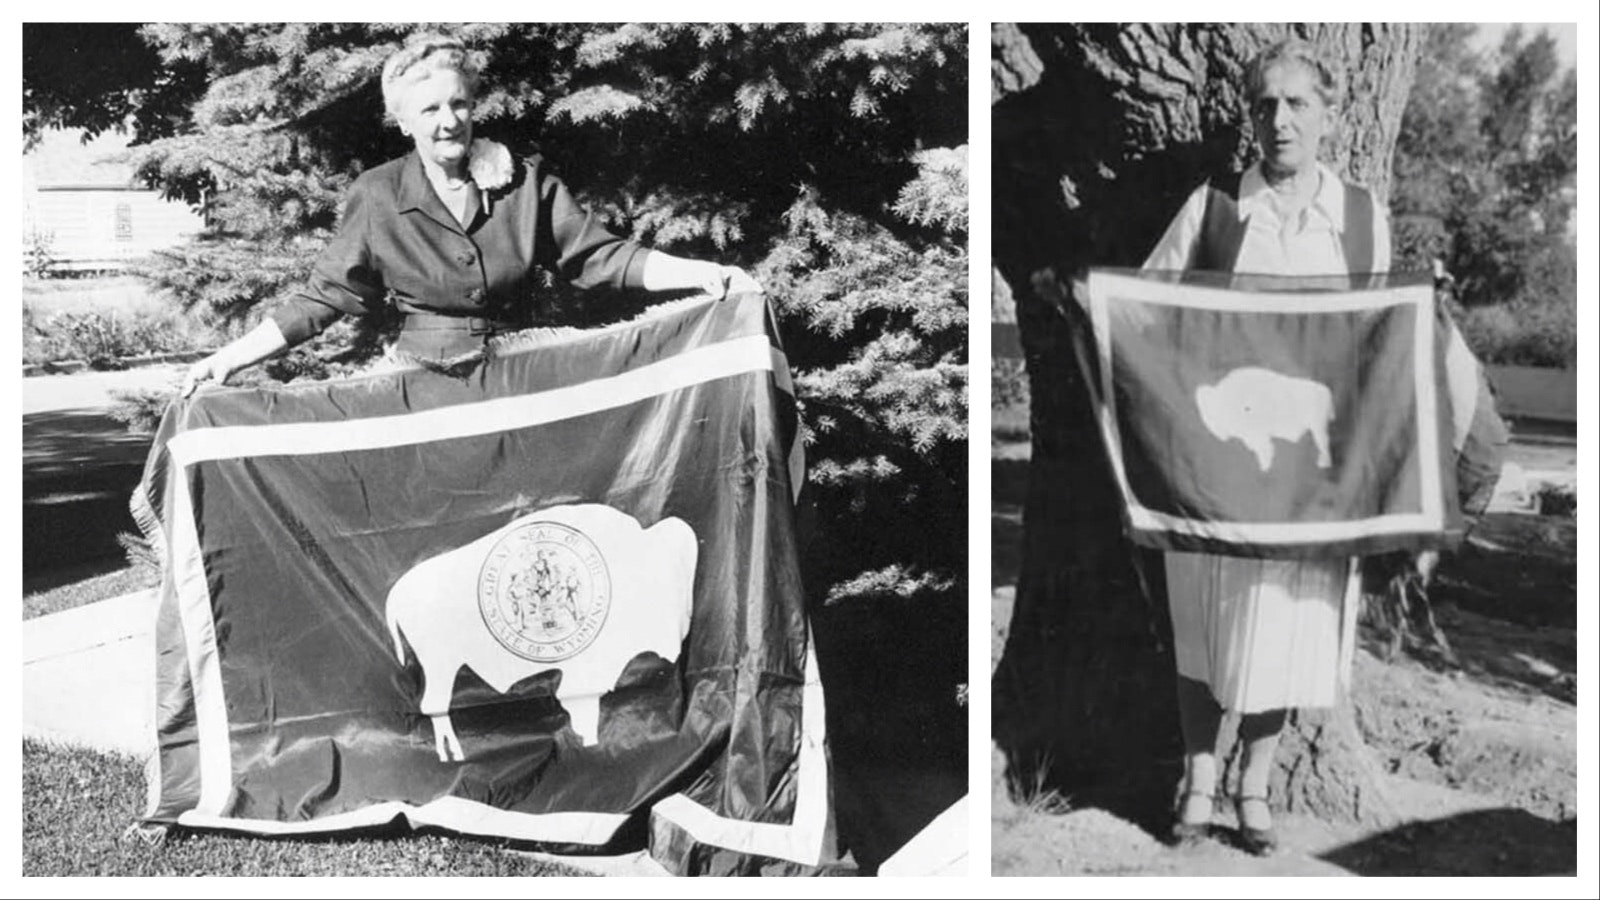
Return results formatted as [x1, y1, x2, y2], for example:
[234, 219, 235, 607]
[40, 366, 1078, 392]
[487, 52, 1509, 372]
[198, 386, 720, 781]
[990, 432, 1579, 877]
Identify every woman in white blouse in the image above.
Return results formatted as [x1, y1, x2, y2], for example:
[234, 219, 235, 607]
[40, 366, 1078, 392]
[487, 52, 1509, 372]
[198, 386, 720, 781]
[1142, 39, 1390, 855]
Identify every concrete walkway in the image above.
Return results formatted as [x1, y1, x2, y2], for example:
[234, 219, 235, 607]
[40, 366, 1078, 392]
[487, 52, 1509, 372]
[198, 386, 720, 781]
[21, 363, 187, 414]
[22, 589, 157, 756]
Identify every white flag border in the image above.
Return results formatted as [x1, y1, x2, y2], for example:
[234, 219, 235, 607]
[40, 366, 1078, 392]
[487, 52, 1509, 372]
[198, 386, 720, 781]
[157, 325, 823, 857]
[1084, 270, 1446, 546]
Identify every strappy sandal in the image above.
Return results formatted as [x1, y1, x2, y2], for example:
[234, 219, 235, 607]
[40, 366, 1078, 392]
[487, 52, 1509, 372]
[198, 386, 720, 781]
[1233, 795, 1278, 856]
[1167, 790, 1214, 847]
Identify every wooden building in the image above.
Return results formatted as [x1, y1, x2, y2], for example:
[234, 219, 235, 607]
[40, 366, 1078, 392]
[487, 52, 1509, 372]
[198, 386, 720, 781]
[23, 128, 205, 274]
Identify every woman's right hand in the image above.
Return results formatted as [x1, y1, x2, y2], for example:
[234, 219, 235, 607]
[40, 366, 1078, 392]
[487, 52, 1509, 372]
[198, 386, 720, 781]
[177, 320, 291, 398]
[179, 353, 234, 398]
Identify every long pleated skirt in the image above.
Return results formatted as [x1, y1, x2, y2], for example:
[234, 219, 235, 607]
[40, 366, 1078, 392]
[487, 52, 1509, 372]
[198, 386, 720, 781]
[1164, 552, 1360, 714]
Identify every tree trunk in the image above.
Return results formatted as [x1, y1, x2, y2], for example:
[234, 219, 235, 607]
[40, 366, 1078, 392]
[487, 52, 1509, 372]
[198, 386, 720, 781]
[991, 23, 1426, 828]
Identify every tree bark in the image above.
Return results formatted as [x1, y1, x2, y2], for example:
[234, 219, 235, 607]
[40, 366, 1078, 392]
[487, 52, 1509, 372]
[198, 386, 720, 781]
[991, 23, 1426, 828]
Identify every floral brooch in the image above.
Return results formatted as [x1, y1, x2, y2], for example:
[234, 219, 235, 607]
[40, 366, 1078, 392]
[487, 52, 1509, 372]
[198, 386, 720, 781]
[467, 138, 514, 214]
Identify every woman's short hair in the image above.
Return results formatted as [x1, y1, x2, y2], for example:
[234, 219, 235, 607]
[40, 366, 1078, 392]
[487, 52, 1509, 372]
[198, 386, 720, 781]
[1243, 38, 1342, 107]
[381, 33, 481, 124]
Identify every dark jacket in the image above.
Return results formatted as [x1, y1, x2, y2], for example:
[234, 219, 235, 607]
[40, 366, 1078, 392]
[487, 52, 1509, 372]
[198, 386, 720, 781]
[270, 151, 652, 348]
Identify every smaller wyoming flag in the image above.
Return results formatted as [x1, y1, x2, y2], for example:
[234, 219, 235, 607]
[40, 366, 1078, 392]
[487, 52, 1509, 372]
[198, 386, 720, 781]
[1076, 269, 1470, 558]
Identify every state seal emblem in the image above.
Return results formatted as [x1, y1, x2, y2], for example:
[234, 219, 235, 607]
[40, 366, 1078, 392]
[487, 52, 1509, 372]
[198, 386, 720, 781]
[477, 520, 612, 663]
[389, 503, 697, 759]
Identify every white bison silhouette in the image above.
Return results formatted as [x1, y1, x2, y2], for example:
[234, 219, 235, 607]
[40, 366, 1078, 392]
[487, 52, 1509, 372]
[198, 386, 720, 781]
[385, 504, 696, 762]
[1194, 366, 1335, 473]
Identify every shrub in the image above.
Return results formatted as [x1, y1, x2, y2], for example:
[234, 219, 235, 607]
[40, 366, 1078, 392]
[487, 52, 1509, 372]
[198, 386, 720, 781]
[23, 227, 60, 279]
[993, 356, 1030, 412]
[1537, 483, 1576, 518]
[34, 311, 149, 368]
[24, 308, 213, 369]
[1458, 293, 1576, 368]
[107, 387, 174, 434]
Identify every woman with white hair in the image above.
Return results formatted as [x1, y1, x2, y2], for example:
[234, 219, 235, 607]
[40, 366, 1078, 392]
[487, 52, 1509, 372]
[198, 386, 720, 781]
[1141, 38, 1391, 855]
[183, 33, 757, 392]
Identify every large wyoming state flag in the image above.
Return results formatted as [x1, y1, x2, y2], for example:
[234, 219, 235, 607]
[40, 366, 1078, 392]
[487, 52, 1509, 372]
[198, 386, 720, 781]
[1078, 269, 1474, 558]
[132, 294, 828, 875]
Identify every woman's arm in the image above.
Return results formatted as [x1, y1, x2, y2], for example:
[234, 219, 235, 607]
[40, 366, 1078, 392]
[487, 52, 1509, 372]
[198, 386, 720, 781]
[534, 159, 761, 298]
[1142, 186, 1208, 272]
[179, 319, 291, 397]
[180, 176, 385, 397]
[640, 251, 762, 299]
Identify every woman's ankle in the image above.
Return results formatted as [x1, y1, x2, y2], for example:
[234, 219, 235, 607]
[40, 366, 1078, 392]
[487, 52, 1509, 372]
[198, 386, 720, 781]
[1177, 759, 1218, 824]
[1178, 790, 1215, 825]
[1181, 754, 1217, 794]
[1236, 794, 1272, 830]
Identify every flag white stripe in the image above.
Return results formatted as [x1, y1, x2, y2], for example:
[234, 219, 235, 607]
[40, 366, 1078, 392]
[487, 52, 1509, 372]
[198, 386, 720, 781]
[169, 469, 233, 816]
[1089, 279, 1146, 538]
[1093, 271, 1431, 313]
[1414, 282, 1444, 524]
[169, 335, 786, 465]
[178, 797, 629, 844]
[1127, 508, 1443, 541]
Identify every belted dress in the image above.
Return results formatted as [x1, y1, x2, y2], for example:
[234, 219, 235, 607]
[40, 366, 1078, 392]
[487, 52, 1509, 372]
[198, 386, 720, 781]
[270, 150, 653, 362]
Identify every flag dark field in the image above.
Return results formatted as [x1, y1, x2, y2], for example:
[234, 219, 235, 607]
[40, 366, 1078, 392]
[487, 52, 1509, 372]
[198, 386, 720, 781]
[133, 295, 831, 875]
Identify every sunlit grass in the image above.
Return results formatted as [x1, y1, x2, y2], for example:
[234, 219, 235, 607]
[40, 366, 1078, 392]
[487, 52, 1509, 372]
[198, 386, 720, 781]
[21, 738, 590, 877]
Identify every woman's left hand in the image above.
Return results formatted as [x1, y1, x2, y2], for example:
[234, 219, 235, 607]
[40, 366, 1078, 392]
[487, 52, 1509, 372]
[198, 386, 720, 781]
[712, 265, 764, 300]
[642, 253, 764, 300]
[689, 262, 763, 301]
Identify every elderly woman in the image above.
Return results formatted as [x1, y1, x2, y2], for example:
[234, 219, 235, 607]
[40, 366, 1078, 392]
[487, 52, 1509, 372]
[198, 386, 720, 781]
[183, 34, 756, 395]
[1141, 39, 1391, 854]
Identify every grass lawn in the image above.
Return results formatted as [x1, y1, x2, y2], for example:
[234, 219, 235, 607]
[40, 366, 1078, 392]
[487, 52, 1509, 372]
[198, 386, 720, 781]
[21, 739, 591, 876]
[24, 564, 157, 620]
[22, 275, 164, 318]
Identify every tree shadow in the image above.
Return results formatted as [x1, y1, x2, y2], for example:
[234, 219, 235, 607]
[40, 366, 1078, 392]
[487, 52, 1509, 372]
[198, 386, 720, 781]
[1366, 513, 1577, 705]
[22, 408, 152, 476]
[1368, 605, 1576, 706]
[1319, 807, 1576, 876]
[1437, 514, 1576, 629]
[22, 409, 154, 577]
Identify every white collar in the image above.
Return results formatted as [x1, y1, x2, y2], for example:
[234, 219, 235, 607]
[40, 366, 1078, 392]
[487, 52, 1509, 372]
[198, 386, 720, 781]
[1236, 162, 1346, 232]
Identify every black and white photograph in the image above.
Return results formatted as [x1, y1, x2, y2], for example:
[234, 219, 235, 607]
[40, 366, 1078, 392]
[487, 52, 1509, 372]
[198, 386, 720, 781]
[21, 22, 968, 877]
[991, 22, 1580, 877]
[15, 15, 1597, 890]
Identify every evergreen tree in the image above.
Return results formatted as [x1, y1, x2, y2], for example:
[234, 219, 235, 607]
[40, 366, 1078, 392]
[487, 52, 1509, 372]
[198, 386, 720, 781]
[22, 23, 207, 150]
